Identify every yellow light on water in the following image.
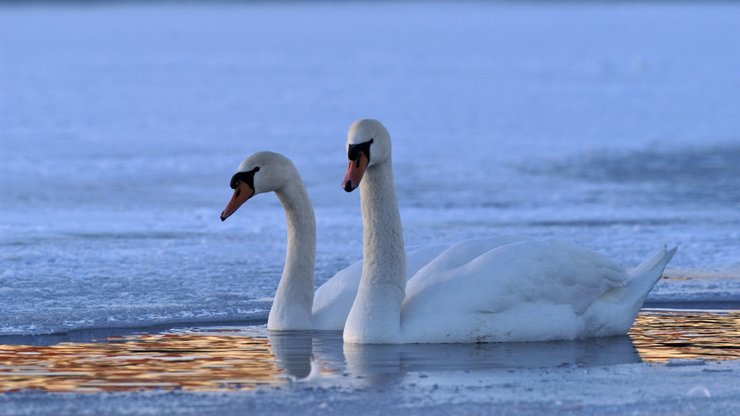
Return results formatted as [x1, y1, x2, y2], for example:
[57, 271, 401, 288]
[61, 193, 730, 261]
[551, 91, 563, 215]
[0, 310, 737, 393]
[630, 310, 740, 362]
[0, 334, 281, 392]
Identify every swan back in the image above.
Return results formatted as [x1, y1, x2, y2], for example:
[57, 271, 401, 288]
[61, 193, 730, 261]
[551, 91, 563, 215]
[401, 240, 632, 343]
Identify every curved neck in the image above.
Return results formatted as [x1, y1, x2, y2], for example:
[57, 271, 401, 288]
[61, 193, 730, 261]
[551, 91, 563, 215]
[344, 158, 406, 343]
[268, 181, 316, 330]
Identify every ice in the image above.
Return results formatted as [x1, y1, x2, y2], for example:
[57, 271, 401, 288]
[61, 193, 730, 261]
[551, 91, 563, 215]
[1, 2, 739, 336]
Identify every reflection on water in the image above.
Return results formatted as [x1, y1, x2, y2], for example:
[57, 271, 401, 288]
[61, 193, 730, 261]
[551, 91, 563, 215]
[0, 310, 737, 392]
[0, 333, 281, 392]
[630, 310, 740, 362]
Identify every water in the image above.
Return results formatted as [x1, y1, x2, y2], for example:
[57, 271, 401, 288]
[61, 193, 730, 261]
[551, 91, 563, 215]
[1, 2, 740, 336]
[0, 310, 737, 393]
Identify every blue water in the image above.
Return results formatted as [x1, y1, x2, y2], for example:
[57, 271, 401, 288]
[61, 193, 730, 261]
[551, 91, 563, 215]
[1, 2, 739, 335]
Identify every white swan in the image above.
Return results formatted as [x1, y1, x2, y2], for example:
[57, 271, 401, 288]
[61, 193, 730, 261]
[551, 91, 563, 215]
[341, 119, 677, 344]
[220, 151, 448, 331]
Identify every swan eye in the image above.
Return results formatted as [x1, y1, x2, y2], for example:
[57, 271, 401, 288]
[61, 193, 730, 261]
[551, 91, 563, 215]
[347, 138, 373, 162]
[229, 166, 260, 190]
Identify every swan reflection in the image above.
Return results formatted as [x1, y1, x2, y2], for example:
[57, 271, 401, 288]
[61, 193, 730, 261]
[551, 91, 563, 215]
[267, 331, 639, 381]
[0, 310, 737, 392]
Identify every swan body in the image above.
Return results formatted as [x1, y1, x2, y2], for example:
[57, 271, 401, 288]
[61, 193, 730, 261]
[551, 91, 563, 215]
[220, 151, 448, 331]
[341, 119, 676, 344]
[312, 244, 448, 330]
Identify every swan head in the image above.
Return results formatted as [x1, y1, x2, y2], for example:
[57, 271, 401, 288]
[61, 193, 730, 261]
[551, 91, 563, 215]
[342, 119, 391, 192]
[220, 151, 299, 221]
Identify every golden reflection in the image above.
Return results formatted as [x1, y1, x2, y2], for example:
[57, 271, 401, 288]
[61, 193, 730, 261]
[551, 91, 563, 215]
[0, 334, 281, 392]
[630, 310, 740, 362]
[0, 310, 737, 393]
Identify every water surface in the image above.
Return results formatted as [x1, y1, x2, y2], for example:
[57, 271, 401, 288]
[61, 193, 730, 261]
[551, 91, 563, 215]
[0, 310, 737, 393]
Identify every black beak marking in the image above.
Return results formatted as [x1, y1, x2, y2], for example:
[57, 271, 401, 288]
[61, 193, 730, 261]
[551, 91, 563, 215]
[347, 138, 373, 163]
[230, 166, 260, 189]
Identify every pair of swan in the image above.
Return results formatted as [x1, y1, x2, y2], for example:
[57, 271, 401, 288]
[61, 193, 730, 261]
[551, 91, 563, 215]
[221, 119, 676, 344]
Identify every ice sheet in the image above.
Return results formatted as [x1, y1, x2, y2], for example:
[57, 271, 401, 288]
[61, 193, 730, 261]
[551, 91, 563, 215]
[1, 2, 739, 335]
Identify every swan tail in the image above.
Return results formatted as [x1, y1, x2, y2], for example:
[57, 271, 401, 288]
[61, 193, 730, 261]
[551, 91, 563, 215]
[588, 245, 676, 336]
[623, 245, 677, 311]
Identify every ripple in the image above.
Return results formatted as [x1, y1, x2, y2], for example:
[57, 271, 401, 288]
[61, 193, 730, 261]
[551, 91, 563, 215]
[0, 310, 737, 393]
[630, 310, 740, 362]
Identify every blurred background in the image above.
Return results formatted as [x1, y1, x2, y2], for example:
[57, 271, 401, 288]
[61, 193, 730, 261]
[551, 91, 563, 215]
[1, 1, 739, 335]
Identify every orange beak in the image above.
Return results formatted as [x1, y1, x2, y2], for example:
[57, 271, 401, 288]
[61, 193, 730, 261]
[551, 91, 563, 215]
[342, 152, 368, 192]
[220, 182, 254, 221]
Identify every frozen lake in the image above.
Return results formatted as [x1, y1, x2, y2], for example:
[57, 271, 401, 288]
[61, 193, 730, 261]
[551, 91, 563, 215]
[1, 1, 740, 336]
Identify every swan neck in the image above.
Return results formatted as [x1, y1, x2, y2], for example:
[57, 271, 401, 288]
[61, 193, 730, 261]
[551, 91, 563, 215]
[361, 162, 405, 287]
[346, 157, 406, 343]
[269, 181, 316, 330]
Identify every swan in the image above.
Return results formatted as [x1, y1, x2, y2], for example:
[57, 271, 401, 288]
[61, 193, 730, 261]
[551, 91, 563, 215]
[341, 119, 677, 344]
[220, 151, 448, 331]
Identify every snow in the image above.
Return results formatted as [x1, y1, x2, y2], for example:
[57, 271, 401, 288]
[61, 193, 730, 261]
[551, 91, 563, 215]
[1, 2, 739, 338]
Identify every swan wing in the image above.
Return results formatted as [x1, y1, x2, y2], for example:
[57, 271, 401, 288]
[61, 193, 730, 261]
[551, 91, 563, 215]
[402, 239, 630, 342]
